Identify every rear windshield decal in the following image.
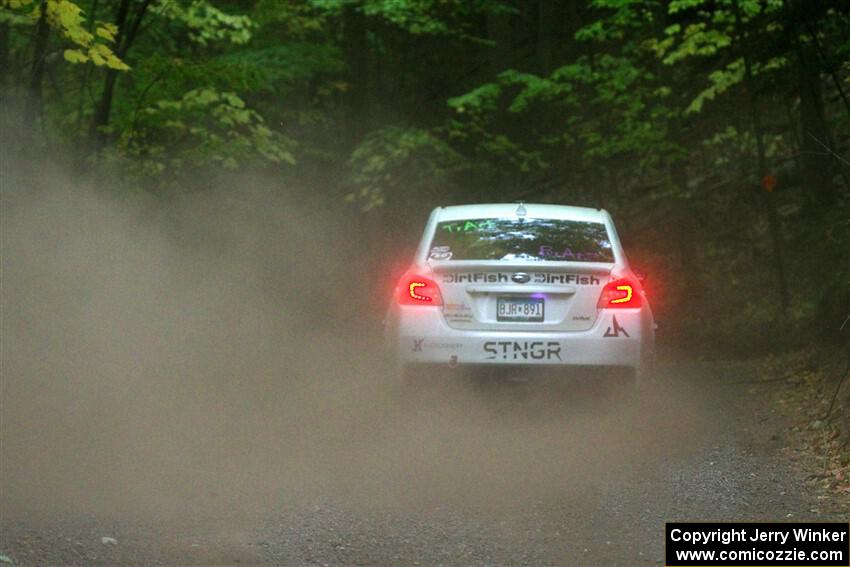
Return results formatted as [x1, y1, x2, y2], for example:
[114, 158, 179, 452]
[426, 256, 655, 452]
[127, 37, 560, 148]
[538, 246, 608, 262]
[431, 217, 614, 262]
[439, 219, 497, 233]
[428, 245, 453, 260]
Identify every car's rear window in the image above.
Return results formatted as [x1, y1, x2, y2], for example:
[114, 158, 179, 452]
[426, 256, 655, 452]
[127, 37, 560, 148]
[429, 218, 614, 262]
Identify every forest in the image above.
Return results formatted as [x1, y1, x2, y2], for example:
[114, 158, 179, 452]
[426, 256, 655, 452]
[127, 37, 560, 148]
[1, 2, 850, 563]
[2, 0, 848, 351]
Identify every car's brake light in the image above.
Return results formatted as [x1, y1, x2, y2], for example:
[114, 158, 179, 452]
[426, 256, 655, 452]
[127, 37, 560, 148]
[597, 277, 642, 308]
[397, 274, 443, 305]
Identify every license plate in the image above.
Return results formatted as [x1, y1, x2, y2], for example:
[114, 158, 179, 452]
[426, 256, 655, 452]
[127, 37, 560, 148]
[497, 297, 544, 322]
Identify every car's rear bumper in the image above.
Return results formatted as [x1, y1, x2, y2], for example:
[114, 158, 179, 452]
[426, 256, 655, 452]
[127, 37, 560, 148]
[386, 305, 654, 374]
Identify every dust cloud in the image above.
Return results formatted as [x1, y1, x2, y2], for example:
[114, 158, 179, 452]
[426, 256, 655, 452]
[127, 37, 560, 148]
[0, 130, 713, 530]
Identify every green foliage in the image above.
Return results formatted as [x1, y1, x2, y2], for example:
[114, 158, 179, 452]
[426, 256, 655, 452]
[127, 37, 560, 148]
[574, 0, 652, 42]
[217, 43, 343, 89]
[2, 0, 847, 347]
[0, 0, 31, 8]
[447, 46, 681, 181]
[113, 88, 295, 183]
[362, 0, 452, 34]
[660, 22, 732, 64]
[1, 0, 129, 69]
[685, 57, 743, 114]
[447, 82, 502, 114]
[310, 0, 481, 36]
[649, 0, 792, 116]
[254, 0, 327, 37]
[497, 70, 569, 113]
[347, 126, 467, 210]
[155, 0, 255, 46]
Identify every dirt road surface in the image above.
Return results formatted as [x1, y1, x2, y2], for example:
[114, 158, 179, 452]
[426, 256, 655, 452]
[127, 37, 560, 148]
[2, 354, 846, 566]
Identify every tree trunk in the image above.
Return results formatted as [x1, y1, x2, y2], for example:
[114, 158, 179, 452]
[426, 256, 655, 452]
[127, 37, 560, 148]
[486, 4, 511, 76]
[342, 3, 369, 147]
[565, 0, 580, 60]
[797, 53, 835, 208]
[89, 0, 130, 149]
[26, 0, 50, 129]
[801, 18, 850, 119]
[735, 0, 789, 318]
[89, 0, 150, 151]
[536, 0, 553, 75]
[485, 2, 513, 194]
[90, 71, 119, 148]
[76, 0, 99, 131]
[787, 0, 835, 212]
[0, 21, 10, 92]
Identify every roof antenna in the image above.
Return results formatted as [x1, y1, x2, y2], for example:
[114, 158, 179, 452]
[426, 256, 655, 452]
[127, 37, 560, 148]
[515, 201, 527, 217]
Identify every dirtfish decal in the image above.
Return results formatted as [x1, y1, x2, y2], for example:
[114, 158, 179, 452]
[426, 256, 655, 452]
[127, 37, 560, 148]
[533, 273, 600, 285]
[443, 273, 510, 283]
[443, 273, 599, 285]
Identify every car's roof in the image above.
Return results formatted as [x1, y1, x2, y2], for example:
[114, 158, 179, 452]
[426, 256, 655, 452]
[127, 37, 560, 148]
[434, 203, 608, 223]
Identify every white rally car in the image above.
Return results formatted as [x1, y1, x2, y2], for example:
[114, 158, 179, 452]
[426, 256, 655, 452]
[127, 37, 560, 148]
[384, 203, 656, 386]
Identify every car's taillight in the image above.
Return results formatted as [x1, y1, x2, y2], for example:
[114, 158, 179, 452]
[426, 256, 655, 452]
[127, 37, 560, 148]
[597, 277, 642, 308]
[397, 274, 443, 306]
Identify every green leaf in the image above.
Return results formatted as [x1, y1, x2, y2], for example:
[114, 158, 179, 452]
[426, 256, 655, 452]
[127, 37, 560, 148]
[63, 48, 87, 63]
[686, 58, 744, 113]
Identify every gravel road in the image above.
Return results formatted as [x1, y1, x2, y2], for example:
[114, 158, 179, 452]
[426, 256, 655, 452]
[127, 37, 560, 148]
[2, 356, 846, 566]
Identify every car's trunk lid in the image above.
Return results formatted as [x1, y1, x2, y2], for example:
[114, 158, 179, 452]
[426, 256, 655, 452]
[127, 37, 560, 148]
[430, 261, 611, 331]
